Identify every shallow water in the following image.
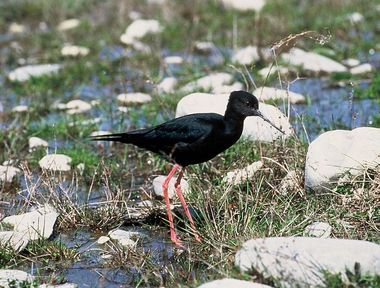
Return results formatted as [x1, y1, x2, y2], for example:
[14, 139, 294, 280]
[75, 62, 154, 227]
[288, 78, 379, 141]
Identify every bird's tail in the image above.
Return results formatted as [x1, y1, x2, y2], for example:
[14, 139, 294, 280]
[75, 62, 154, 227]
[90, 132, 128, 143]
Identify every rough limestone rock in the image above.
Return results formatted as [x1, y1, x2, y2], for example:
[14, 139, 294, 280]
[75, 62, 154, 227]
[9, 22, 26, 34]
[212, 82, 244, 94]
[0, 231, 29, 251]
[65, 99, 92, 114]
[180, 73, 234, 93]
[153, 175, 189, 199]
[0, 165, 21, 183]
[61, 45, 89, 57]
[8, 64, 61, 82]
[350, 63, 372, 75]
[39, 284, 78, 288]
[304, 221, 332, 238]
[305, 127, 380, 191]
[278, 170, 299, 195]
[164, 56, 184, 65]
[218, 0, 266, 12]
[57, 19, 80, 31]
[176, 93, 292, 142]
[253, 87, 306, 104]
[157, 77, 178, 94]
[347, 12, 364, 23]
[223, 161, 263, 185]
[2, 205, 59, 241]
[0, 270, 34, 288]
[97, 236, 110, 244]
[39, 154, 72, 172]
[108, 229, 147, 248]
[29, 136, 48, 151]
[120, 19, 162, 45]
[11, 105, 28, 113]
[117, 93, 152, 105]
[194, 41, 218, 54]
[198, 278, 273, 288]
[258, 66, 289, 78]
[342, 58, 360, 67]
[231, 46, 260, 65]
[235, 237, 380, 287]
[281, 48, 347, 74]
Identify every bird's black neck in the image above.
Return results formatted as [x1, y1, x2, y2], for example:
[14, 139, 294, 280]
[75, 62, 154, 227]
[223, 107, 246, 124]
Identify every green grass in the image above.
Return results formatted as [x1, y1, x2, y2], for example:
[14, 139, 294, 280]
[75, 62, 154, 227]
[355, 73, 380, 100]
[1, 0, 379, 286]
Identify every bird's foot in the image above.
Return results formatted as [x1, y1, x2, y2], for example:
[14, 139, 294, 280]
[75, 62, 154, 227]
[171, 234, 184, 248]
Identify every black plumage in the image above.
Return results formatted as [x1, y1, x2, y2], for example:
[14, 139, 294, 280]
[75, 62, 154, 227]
[91, 90, 283, 246]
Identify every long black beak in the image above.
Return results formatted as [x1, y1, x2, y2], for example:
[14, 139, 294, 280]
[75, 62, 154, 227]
[256, 110, 285, 134]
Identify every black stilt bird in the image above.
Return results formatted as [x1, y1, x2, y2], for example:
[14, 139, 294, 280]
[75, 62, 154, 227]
[91, 90, 284, 246]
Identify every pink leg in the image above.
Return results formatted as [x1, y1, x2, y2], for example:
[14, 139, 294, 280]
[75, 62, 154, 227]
[175, 168, 201, 242]
[163, 164, 183, 247]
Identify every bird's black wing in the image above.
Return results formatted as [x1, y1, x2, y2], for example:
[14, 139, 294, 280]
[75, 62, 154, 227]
[91, 113, 223, 156]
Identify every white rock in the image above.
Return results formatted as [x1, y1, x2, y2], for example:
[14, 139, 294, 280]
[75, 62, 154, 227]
[29, 136, 48, 151]
[347, 12, 364, 23]
[0, 270, 34, 288]
[198, 278, 272, 288]
[39, 154, 72, 172]
[258, 66, 289, 78]
[153, 175, 189, 199]
[57, 19, 80, 31]
[2, 160, 15, 166]
[194, 41, 217, 54]
[0, 231, 29, 251]
[278, 170, 299, 195]
[108, 229, 146, 248]
[120, 19, 162, 45]
[136, 200, 154, 207]
[39, 284, 77, 288]
[223, 161, 263, 185]
[68, 117, 100, 127]
[8, 64, 61, 82]
[176, 93, 292, 142]
[0, 165, 21, 183]
[304, 222, 332, 238]
[180, 73, 233, 93]
[235, 237, 380, 287]
[117, 93, 152, 105]
[253, 87, 306, 104]
[342, 58, 360, 67]
[129, 11, 142, 20]
[219, 0, 266, 12]
[100, 254, 113, 260]
[12, 105, 28, 112]
[39, 21, 48, 32]
[9, 22, 26, 34]
[157, 77, 178, 94]
[90, 131, 110, 137]
[305, 127, 380, 191]
[350, 63, 372, 75]
[164, 56, 184, 65]
[2, 205, 58, 241]
[147, 0, 166, 4]
[66, 99, 92, 114]
[97, 236, 110, 244]
[212, 82, 244, 94]
[281, 48, 347, 74]
[117, 106, 129, 113]
[61, 45, 89, 57]
[231, 46, 260, 65]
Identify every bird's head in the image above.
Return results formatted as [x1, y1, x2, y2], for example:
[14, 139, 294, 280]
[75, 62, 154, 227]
[227, 90, 285, 134]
